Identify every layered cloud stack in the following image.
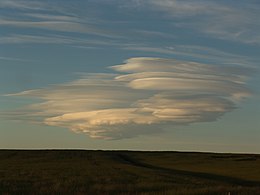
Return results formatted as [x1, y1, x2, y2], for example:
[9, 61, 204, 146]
[8, 57, 251, 139]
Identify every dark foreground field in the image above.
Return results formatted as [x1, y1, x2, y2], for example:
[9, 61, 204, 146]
[0, 150, 260, 194]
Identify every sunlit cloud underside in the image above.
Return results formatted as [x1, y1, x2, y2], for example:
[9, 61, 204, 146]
[7, 57, 251, 139]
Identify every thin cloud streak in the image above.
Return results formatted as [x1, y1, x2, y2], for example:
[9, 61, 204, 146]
[5, 57, 252, 139]
[0, 0, 46, 10]
[0, 56, 29, 62]
[0, 34, 123, 49]
[0, 19, 113, 38]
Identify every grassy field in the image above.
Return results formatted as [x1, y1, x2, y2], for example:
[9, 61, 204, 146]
[0, 150, 260, 194]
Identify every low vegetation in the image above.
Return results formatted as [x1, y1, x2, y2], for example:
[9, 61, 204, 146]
[0, 150, 260, 194]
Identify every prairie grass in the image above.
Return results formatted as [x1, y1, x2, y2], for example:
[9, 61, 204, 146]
[0, 150, 260, 194]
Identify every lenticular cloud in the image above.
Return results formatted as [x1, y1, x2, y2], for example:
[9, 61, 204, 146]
[7, 57, 251, 139]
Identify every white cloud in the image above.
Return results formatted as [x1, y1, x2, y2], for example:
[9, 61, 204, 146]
[5, 57, 252, 139]
[44, 108, 158, 139]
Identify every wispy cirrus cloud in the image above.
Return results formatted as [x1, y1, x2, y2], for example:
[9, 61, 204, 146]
[0, 18, 112, 37]
[73, 0, 260, 45]
[0, 0, 115, 38]
[0, 34, 73, 44]
[0, 56, 29, 62]
[5, 57, 252, 139]
[0, 0, 47, 10]
[143, 0, 260, 44]
[2, 0, 258, 62]
[0, 34, 123, 49]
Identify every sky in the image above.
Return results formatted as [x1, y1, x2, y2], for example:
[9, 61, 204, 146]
[0, 0, 260, 153]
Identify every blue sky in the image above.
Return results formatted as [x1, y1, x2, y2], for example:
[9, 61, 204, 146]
[0, 0, 260, 152]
